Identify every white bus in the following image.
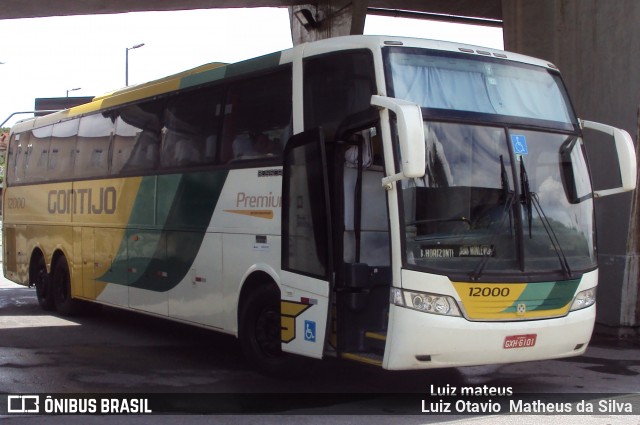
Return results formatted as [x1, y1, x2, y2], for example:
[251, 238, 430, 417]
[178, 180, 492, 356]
[3, 35, 636, 373]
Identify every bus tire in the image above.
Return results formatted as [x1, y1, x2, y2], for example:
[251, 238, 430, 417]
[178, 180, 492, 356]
[31, 255, 55, 311]
[51, 256, 79, 316]
[239, 285, 292, 376]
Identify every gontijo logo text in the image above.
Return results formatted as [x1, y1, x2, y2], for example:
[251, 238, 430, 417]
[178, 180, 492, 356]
[47, 187, 117, 215]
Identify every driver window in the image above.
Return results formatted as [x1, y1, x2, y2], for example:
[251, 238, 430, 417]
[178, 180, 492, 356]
[303, 50, 376, 138]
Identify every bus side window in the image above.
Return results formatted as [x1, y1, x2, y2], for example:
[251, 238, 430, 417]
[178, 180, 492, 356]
[112, 117, 137, 174]
[5, 135, 17, 185]
[48, 119, 79, 181]
[24, 126, 52, 182]
[112, 101, 163, 175]
[8, 132, 29, 185]
[221, 68, 292, 163]
[162, 86, 223, 169]
[75, 113, 114, 179]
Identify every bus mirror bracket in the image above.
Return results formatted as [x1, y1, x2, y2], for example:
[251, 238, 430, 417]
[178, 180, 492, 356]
[580, 119, 637, 197]
[371, 95, 426, 186]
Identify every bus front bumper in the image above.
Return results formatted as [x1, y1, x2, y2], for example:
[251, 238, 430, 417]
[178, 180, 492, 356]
[383, 303, 595, 370]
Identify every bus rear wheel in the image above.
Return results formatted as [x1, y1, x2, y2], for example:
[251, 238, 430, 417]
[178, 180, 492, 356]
[32, 256, 54, 311]
[51, 256, 79, 316]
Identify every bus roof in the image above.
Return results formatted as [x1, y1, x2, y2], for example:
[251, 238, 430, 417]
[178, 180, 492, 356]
[302, 35, 555, 70]
[11, 50, 286, 133]
[11, 35, 557, 134]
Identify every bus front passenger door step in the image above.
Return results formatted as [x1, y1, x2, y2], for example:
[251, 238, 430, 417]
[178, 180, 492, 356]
[340, 351, 383, 367]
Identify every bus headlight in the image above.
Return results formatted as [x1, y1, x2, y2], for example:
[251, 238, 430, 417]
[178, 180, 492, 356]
[391, 288, 461, 317]
[570, 287, 596, 311]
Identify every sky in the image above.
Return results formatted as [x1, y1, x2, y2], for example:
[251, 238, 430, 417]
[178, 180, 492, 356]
[0, 8, 503, 128]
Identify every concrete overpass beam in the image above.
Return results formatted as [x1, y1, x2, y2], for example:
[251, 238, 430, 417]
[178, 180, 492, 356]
[503, 0, 640, 331]
[289, 1, 368, 45]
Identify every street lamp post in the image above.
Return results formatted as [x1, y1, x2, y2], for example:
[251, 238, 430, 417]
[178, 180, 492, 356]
[66, 87, 81, 97]
[125, 43, 145, 86]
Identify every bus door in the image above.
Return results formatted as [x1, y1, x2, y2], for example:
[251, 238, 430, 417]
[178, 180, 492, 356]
[335, 126, 392, 367]
[280, 128, 333, 359]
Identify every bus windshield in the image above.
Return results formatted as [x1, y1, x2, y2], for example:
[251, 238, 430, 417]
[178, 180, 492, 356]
[385, 47, 577, 129]
[385, 48, 595, 279]
[400, 122, 595, 278]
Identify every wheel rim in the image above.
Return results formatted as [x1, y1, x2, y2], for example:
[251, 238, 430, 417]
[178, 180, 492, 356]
[35, 266, 47, 291]
[254, 305, 282, 358]
[34, 261, 50, 301]
[53, 262, 70, 303]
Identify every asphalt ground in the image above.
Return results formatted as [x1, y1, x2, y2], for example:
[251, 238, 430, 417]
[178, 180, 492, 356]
[0, 228, 638, 424]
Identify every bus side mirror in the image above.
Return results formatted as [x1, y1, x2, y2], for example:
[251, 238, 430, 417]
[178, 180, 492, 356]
[371, 95, 425, 180]
[560, 138, 592, 204]
[580, 119, 637, 197]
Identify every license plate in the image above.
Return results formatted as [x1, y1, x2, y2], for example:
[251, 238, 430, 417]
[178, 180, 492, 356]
[503, 334, 537, 349]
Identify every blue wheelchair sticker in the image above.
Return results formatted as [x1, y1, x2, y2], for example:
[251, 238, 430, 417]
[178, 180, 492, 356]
[511, 134, 528, 155]
[304, 320, 316, 342]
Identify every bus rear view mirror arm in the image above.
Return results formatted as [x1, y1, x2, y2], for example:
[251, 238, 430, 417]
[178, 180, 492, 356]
[580, 119, 637, 197]
[371, 95, 426, 187]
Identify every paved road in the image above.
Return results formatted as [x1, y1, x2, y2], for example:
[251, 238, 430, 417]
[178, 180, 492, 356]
[1, 277, 639, 424]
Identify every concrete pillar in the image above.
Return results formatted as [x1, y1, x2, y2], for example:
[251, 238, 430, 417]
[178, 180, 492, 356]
[289, 1, 367, 45]
[503, 0, 640, 331]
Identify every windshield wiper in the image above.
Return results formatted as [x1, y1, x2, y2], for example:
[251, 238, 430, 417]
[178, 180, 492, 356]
[470, 156, 515, 281]
[519, 159, 573, 278]
[520, 160, 533, 238]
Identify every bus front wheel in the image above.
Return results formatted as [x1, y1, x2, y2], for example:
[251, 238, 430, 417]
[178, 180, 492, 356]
[239, 285, 291, 376]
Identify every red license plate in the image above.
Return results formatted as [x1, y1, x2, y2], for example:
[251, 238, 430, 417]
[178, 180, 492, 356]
[503, 334, 537, 349]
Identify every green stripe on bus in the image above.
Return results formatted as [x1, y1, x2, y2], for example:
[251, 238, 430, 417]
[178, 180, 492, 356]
[180, 66, 227, 89]
[98, 170, 229, 291]
[226, 52, 282, 78]
[532, 279, 580, 311]
[130, 176, 157, 225]
[501, 279, 580, 313]
[179, 52, 282, 90]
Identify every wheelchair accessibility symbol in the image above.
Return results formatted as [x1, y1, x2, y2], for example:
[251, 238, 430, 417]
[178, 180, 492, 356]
[304, 320, 316, 342]
[511, 134, 528, 155]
